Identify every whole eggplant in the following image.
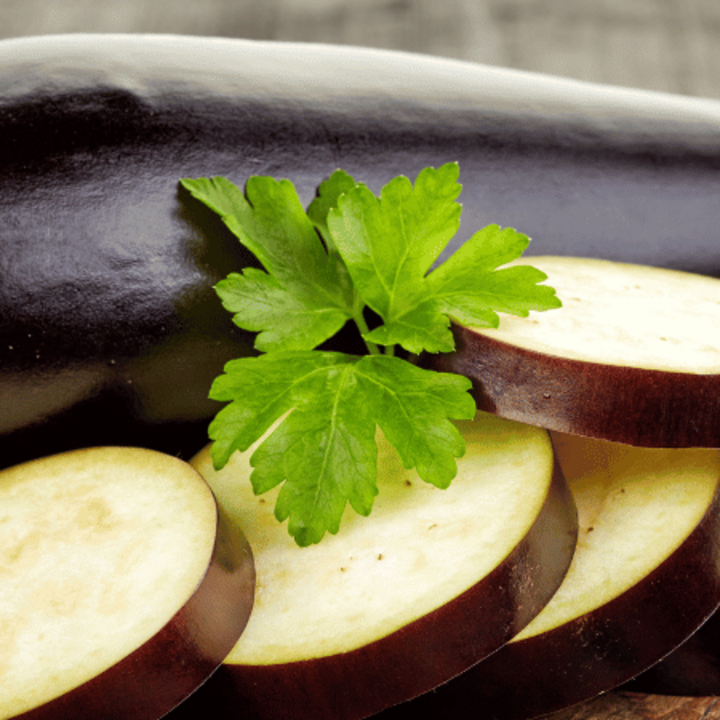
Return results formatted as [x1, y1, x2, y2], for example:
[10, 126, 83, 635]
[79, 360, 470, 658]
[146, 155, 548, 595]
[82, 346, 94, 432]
[2, 33, 720, 469]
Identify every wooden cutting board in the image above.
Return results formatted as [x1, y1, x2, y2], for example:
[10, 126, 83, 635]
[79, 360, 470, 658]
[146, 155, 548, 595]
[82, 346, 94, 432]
[546, 692, 720, 719]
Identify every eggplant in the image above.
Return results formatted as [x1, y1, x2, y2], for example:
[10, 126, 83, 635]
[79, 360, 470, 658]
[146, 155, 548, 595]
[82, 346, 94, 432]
[2, 33, 720, 469]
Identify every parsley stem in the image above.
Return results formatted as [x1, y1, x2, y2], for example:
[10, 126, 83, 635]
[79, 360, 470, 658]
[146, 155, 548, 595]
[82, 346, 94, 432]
[353, 311, 382, 356]
[365, 339, 382, 355]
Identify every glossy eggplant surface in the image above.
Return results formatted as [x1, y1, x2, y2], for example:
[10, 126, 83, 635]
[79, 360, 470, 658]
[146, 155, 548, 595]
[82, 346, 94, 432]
[2, 34, 720, 469]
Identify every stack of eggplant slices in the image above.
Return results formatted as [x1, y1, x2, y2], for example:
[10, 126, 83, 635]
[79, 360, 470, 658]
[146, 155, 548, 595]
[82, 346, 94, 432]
[3, 34, 720, 720]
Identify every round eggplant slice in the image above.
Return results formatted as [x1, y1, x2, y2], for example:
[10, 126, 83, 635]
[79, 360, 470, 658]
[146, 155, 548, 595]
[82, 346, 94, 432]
[429, 256, 720, 447]
[0, 447, 255, 720]
[185, 412, 577, 720]
[387, 433, 720, 720]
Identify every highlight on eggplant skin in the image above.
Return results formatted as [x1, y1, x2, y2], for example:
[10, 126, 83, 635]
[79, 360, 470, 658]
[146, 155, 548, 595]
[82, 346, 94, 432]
[2, 34, 720, 470]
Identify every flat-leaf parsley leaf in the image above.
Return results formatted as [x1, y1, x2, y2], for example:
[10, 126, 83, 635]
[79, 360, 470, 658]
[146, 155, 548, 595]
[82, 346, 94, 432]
[208, 351, 474, 547]
[181, 175, 355, 352]
[327, 163, 562, 354]
[181, 163, 561, 546]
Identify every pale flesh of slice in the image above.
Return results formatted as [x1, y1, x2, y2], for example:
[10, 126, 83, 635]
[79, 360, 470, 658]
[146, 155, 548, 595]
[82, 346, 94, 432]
[0, 446, 218, 718]
[479, 256, 720, 374]
[188, 412, 577, 720]
[192, 413, 556, 664]
[406, 433, 720, 720]
[517, 432, 720, 639]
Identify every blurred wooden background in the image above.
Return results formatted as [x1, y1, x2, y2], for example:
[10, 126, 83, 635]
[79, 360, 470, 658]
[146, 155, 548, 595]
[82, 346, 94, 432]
[1, 0, 719, 99]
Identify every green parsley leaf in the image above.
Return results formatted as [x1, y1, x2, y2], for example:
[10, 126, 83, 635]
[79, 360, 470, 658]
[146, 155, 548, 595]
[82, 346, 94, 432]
[326, 162, 561, 354]
[207, 351, 353, 469]
[425, 224, 562, 327]
[306, 169, 360, 254]
[181, 176, 355, 352]
[354, 355, 475, 487]
[208, 351, 474, 546]
[181, 162, 561, 546]
[326, 163, 462, 354]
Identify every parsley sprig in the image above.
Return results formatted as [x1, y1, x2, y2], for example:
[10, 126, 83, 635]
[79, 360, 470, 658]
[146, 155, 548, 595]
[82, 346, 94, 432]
[181, 163, 561, 546]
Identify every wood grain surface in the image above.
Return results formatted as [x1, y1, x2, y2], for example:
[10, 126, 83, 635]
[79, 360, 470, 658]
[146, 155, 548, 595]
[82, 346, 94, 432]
[1, 0, 719, 99]
[546, 691, 720, 720]
[3, 2, 720, 719]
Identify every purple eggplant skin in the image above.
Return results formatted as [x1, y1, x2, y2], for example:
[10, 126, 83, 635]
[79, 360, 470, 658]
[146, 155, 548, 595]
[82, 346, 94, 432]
[621, 609, 720, 696]
[2, 34, 720, 469]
